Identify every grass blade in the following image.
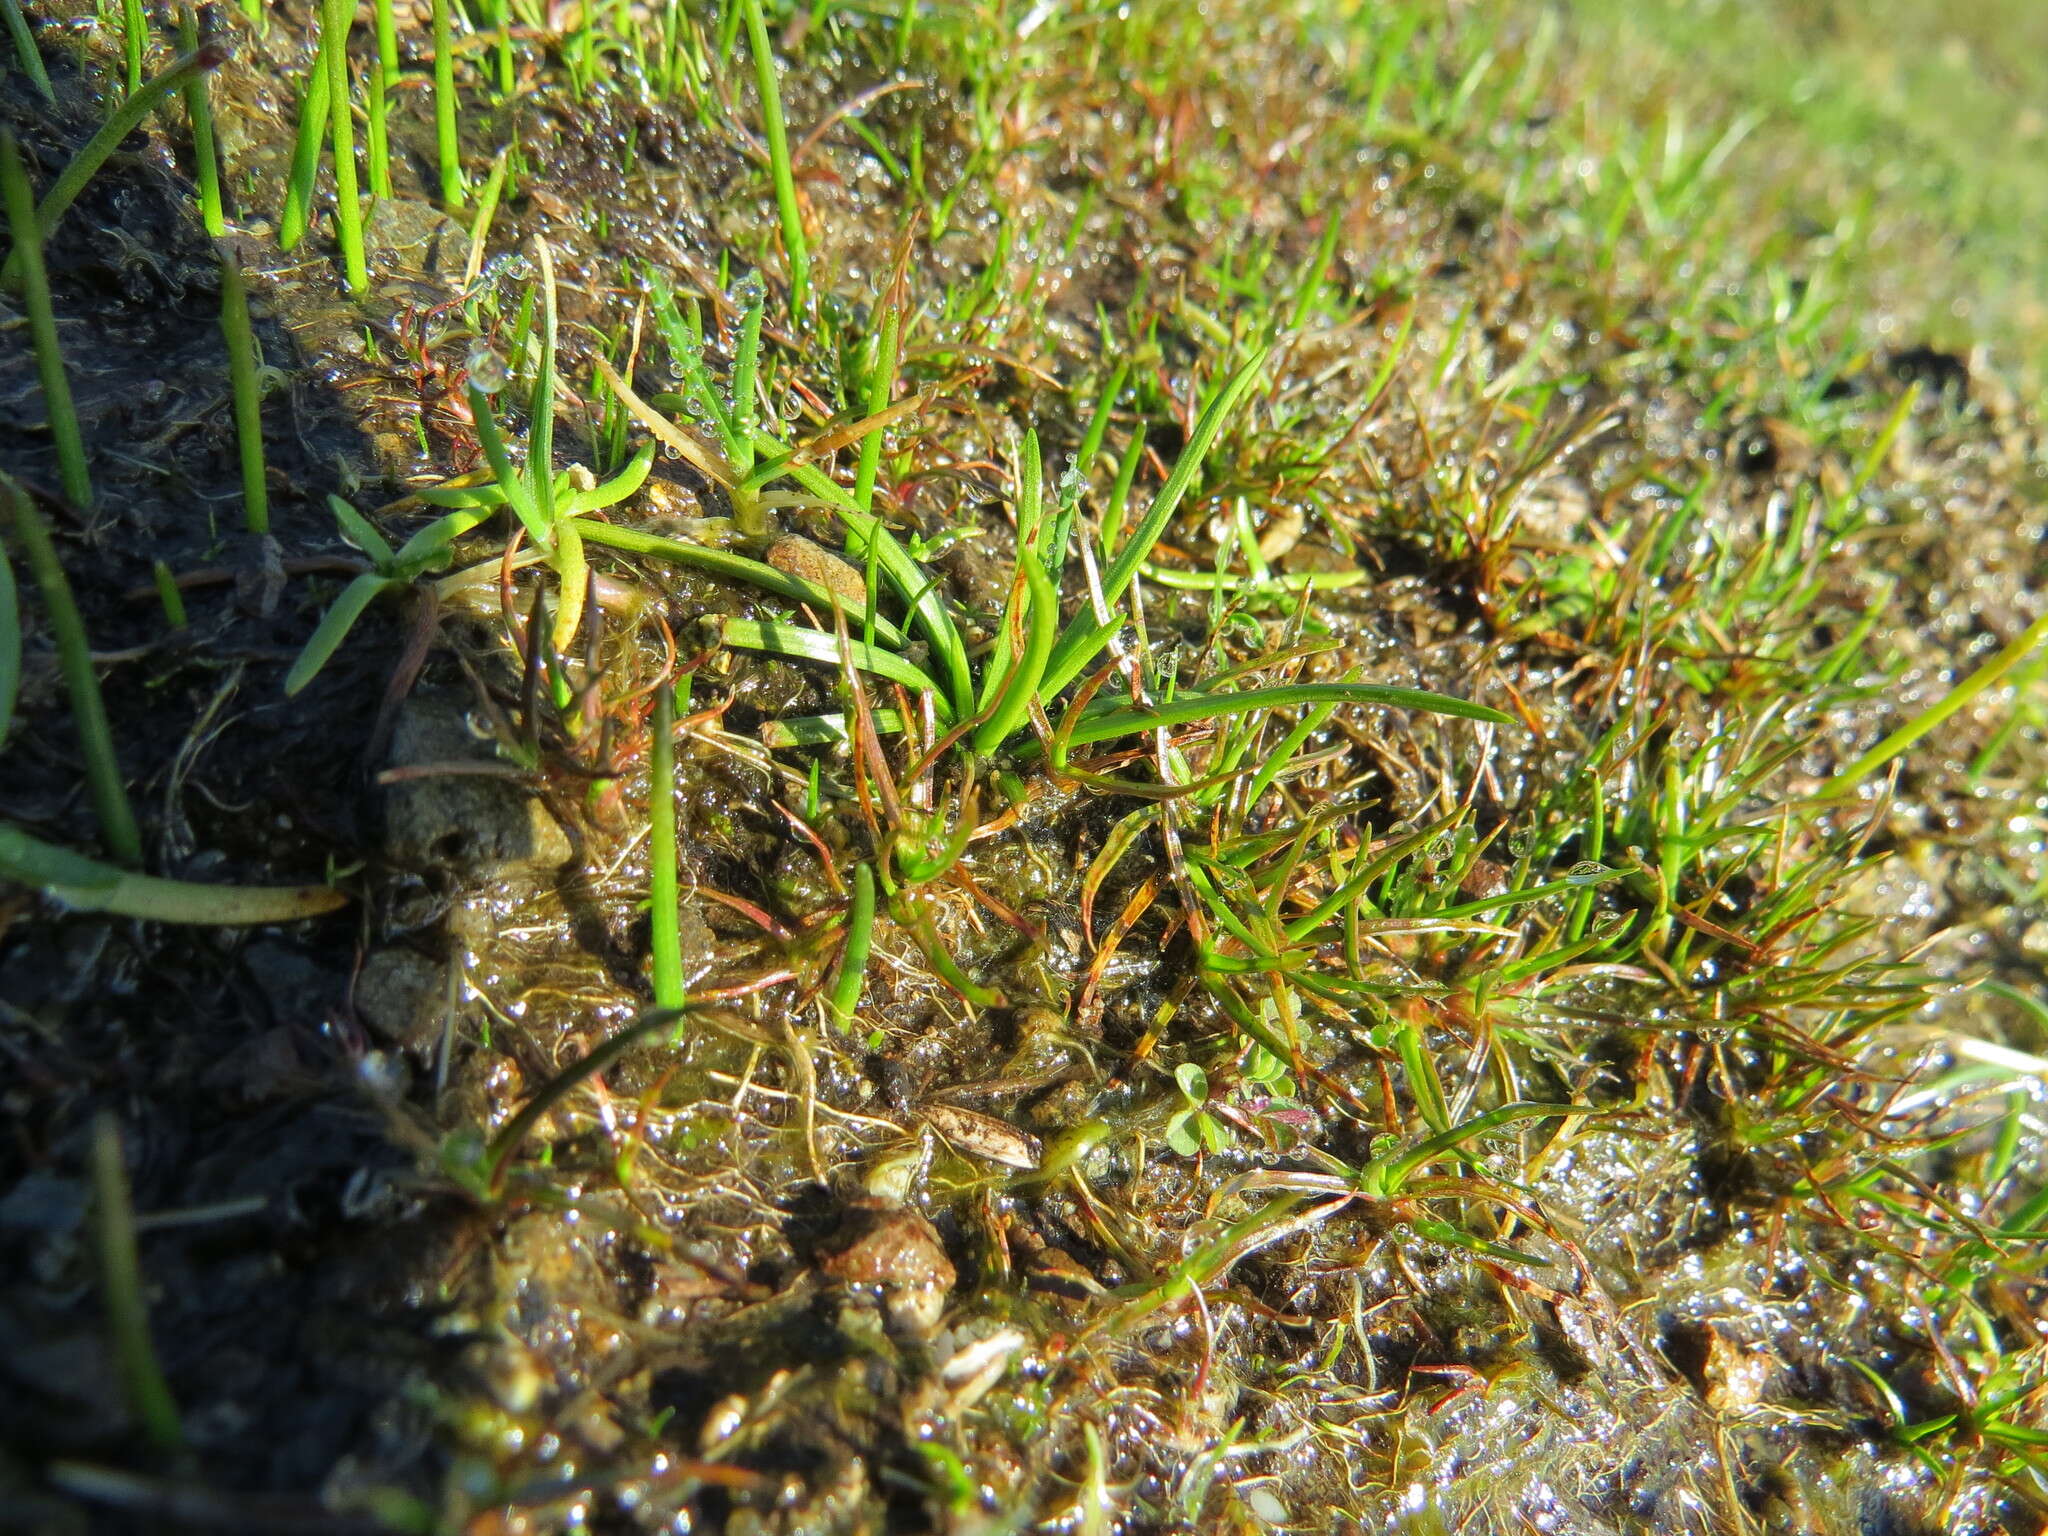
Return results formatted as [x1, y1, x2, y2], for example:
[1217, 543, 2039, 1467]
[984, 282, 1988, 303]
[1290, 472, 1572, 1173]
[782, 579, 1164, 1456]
[836, 505, 974, 715]
[461, 147, 510, 289]
[1062, 681, 1511, 750]
[2, 0, 53, 103]
[973, 513, 1057, 753]
[365, 0, 396, 200]
[467, 381, 549, 546]
[91, 1114, 184, 1458]
[120, 0, 146, 94]
[978, 429, 1042, 712]
[0, 530, 17, 739]
[279, 33, 332, 250]
[177, 7, 224, 235]
[431, 0, 463, 208]
[827, 862, 874, 1031]
[323, 0, 366, 293]
[740, 0, 808, 310]
[3, 474, 139, 862]
[571, 521, 906, 647]
[758, 708, 907, 748]
[283, 571, 394, 696]
[1827, 607, 2048, 795]
[722, 617, 946, 706]
[1041, 347, 1269, 698]
[649, 684, 685, 1010]
[150, 560, 187, 629]
[0, 823, 348, 924]
[1, 131, 90, 508]
[478, 1007, 689, 1193]
[218, 252, 268, 534]
[327, 494, 393, 568]
[854, 307, 900, 515]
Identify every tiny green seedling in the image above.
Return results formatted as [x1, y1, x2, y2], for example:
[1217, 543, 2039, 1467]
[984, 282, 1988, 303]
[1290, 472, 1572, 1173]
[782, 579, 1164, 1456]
[1166, 1062, 1231, 1156]
[284, 494, 494, 696]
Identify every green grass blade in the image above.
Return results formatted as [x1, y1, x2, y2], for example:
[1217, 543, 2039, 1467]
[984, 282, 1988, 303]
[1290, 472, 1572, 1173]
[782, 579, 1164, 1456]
[0, 822, 349, 924]
[393, 504, 496, 568]
[973, 520, 1057, 755]
[218, 253, 268, 533]
[284, 571, 395, 696]
[327, 494, 393, 568]
[91, 1114, 184, 1458]
[721, 617, 945, 707]
[649, 684, 685, 1010]
[1425, 861, 1624, 923]
[1061, 681, 1510, 750]
[151, 560, 187, 629]
[323, 0, 366, 293]
[1238, 697, 1342, 812]
[645, 273, 742, 459]
[120, 0, 145, 94]
[827, 862, 874, 1031]
[758, 708, 907, 749]
[729, 280, 763, 458]
[461, 147, 510, 288]
[279, 35, 332, 251]
[4, 475, 138, 862]
[477, 1007, 689, 1193]
[529, 246, 559, 528]
[0, 530, 17, 740]
[431, 0, 463, 207]
[177, 7, 224, 235]
[1, 131, 90, 508]
[572, 522, 906, 647]
[1363, 1102, 1582, 1198]
[467, 382, 550, 546]
[854, 307, 900, 514]
[979, 430, 1042, 712]
[1041, 347, 1269, 698]
[740, 0, 808, 310]
[1827, 607, 2048, 795]
[364, 0, 395, 200]
[2, 0, 54, 103]
[550, 516, 586, 654]
[562, 441, 657, 515]
[835, 505, 974, 715]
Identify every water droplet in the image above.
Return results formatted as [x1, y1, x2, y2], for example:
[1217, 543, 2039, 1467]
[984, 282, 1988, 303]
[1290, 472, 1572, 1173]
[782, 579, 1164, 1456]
[466, 344, 510, 394]
[1565, 860, 1610, 886]
[1057, 461, 1085, 507]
